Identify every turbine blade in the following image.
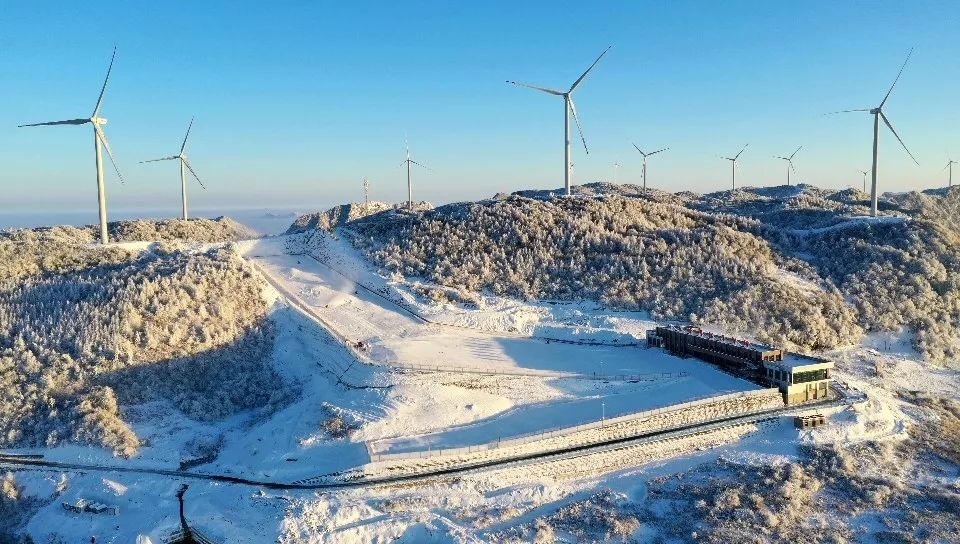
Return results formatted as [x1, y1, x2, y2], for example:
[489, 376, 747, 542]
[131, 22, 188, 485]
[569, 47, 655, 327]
[632, 143, 645, 156]
[734, 144, 748, 160]
[94, 123, 123, 183]
[790, 161, 797, 173]
[568, 97, 588, 154]
[790, 145, 802, 159]
[409, 159, 432, 171]
[880, 47, 914, 109]
[569, 46, 612, 92]
[824, 108, 871, 115]
[18, 118, 90, 127]
[180, 117, 194, 154]
[92, 46, 117, 117]
[880, 112, 919, 166]
[648, 147, 669, 156]
[181, 157, 206, 189]
[140, 155, 180, 163]
[506, 80, 564, 96]
[942, 162, 951, 172]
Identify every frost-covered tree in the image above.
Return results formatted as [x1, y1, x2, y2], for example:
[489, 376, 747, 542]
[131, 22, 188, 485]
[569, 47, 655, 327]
[0, 225, 284, 456]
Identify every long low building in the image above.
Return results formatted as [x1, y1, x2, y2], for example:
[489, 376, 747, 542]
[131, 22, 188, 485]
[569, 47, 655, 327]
[646, 325, 783, 379]
[646, 325, 833, 405]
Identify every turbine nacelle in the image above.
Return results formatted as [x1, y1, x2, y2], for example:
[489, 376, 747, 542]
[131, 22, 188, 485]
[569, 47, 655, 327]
[92, 117, 108, 126]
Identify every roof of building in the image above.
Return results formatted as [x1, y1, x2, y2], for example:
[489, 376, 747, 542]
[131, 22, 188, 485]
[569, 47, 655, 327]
[771, 352, 834, 370]
[656, 324, 780, 353]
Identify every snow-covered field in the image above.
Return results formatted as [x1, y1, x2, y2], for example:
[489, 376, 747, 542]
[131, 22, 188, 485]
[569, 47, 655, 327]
[3, 227, 956, 543]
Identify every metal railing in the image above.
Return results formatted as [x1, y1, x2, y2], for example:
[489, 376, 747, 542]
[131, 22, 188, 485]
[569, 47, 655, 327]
[390, 363, 687, 382]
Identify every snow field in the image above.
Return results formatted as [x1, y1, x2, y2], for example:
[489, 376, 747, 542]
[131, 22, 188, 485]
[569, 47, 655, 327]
[300, 389, 783, 484]
[240, 234, 774, 484]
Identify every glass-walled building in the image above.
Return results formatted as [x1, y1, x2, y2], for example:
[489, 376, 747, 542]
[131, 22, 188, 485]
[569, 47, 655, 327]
[762, 355, 834, 405]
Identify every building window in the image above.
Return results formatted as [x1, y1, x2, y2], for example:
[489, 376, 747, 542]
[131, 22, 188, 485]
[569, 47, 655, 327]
[792, 369, 829, 384]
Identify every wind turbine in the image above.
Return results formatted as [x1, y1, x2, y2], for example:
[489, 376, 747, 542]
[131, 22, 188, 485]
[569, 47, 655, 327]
[363, 178, 370, 204]
[18, 47, 123, 244]
[631, 145, 669, 194]
[774, 146, 802, 186]
[722, 145, 749, 191]
[612, 160, 622, 184]
[858, 169, 870, 193]
[402, 137, 430, 209]
[828, 48, 919, 216]
[507, 46, 612, 196]
[140, 118, 205, 220]
[943, 160, 957, 188]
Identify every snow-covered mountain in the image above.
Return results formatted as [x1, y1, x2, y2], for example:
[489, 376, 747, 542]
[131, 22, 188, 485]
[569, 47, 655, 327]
[1, 195, 958, 543]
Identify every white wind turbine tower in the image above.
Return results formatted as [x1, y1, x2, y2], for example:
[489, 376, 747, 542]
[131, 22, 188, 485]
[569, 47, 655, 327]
[943, 160, 957, 188]
[829, 48, 919, 217]
[858, 169, 870, 193]
[141, 118, 205, 220]
[507, 46, 611, 196]
[722, 144, 748, 190]
[632, 145, 668, 194]
[402, 137, 430, 209]
[363, 178, 370, 204]
[774, 146, 802, 186]
[18, 47, 123, 244]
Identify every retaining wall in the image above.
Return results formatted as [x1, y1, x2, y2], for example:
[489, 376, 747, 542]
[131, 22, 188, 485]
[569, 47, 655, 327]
[370, 387, 784, 463]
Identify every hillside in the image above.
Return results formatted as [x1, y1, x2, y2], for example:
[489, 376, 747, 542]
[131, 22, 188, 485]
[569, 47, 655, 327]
[345, 194, 862, 352]
[312, 184, 960, 362]
[0, 216, 257, 246]
[0, 224, 283, 457]
[286, 201, 434, 234]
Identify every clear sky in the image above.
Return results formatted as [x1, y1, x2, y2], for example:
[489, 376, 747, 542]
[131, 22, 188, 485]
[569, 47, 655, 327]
[1, 1, 958, 216]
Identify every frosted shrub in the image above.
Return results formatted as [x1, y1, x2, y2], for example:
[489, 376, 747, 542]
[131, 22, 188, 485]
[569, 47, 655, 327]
[286, 201, 412, 233]
[0, 216, 255, 245]
[348, 195, 862, 351]
[333, 183, 960, 360]
[796, 218, 960, 362]
[497, 490, 640, 543]
[0, 243, 283, 456]
[0, 472, 37, 543]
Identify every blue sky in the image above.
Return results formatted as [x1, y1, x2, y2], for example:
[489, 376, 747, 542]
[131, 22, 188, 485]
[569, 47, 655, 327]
[1, 1, 957, 216]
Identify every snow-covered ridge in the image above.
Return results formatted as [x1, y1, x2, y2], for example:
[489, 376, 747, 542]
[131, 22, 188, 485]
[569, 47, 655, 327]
[287, 183, 960, 362]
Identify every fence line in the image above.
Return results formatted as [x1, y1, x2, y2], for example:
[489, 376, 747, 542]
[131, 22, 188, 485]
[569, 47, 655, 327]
[390, 363, 687, 382]
[369, 388, 782, 462]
